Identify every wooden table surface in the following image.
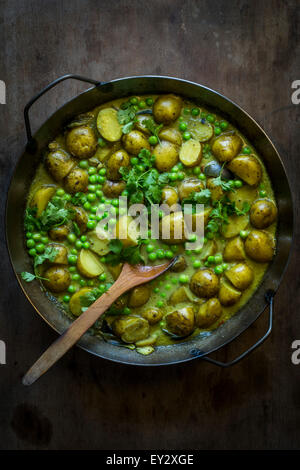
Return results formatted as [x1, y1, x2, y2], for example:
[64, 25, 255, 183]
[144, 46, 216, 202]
[0, 0, 299, 450]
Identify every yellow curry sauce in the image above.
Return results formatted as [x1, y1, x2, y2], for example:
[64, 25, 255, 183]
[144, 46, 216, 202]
[24, 94, 277, 355]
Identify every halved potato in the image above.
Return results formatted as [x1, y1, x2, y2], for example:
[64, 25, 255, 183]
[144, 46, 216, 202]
[77, 249, 105, 278]
[69, 287, 93, 316]
[218, 280, 242, 306]
[168, 286, 194, 305]
[227, 155, 262, 186]
[189, 120, 213, 142]
[198, 240, 217, 261]
[222, 214, 249, 238]
[88, 230, 110, 256]
[160, 211, 186, 244]
[179, 139, 202, 167]
[115, 215, 139, 247]
[228, 185, 257, 210]
[225, 263, 254, 290]
[30, 185, 56, 217]
[223, 237, 246, 261]
[97, 108, 122, 142]
[159, 127, 182, 146]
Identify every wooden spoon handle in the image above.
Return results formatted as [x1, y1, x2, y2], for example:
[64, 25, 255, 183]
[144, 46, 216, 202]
[22, 281, 128, 386]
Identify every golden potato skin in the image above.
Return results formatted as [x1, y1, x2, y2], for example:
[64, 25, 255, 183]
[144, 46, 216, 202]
[45, 149, 76, 181]
[223, 237, 246, 262]
[66, 126, 97, 159]
[227, 155, 262, 186]
[160, 211, 186, 244]
[225, 263, 254, 290]
[170, 255, 187, 272]
[102, 179, 126, 198]
[43, 266, 71, 293]
[250, 199, 277, 229]
[112, 316, 150, 343]
[212, 133, 242, 162]
[142, 308, 163, 325]
[190, 269, 219, 298]
[168, 286, 190, 305]
[128, 285, 151, 308]
[122, 130, 150, 155]
[244, 230, 275, 262]
[161, 187, 179, 206]
[195, 298, 222, 327]
[64, 167, 89, 193]
[165, 306, 195, 337]
[48, 243, 68, 265]
[73, 206, 88, 233]
[206, 178, 224, 202]
[154, 140, 179, 172]
[153, 94, 182, 123]
[106, 149, 130, 181]
[218, 280, 241, 306]
[49, 224, 69, 241]
[159, 127, 182, 146]
[178, 178, 205, 201]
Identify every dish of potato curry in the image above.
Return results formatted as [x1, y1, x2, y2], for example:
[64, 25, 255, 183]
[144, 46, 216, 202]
[23, 93, 277, 355]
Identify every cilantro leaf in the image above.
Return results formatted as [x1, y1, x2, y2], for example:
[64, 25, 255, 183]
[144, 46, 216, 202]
[183, 189, 212, 205]
[117, 103, 138, 134]
[203, 143, 213, 159]
[80, 289, 100, 308]
[144, 118, 163, 143]
[24, 207, 41, 231]
[20, 271, 48, 282]
[34, 245, 59, 268]
[39, 198, 73, 230]
[106, 239, 145, 266]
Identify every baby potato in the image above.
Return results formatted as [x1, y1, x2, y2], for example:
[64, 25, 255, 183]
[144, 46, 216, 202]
[135, 114, 151, 135]
[142, 308, 163, 325]
[178, 178, 205, 201]
[128, 284, 151, 308]
[160, 211, 186, 244]
[64, 167, 88, 193]
[45, 149, 76, 181]
[250, 199, 277, 229]
[115, 215, 139, 247]
[112, 316, 150, 344]
[221, 214, 249, 238]
[227, 155, 262, 186]
[69, 287, 93, 316]
[170, 255, 187, 272]
[30, 185, 57, 217]
[225, 263, 254, 290]
[113, 294, 129, 312]
[206, 177, 224, 202]
[168, 286, 192, 305]
[73, 206, 88, 234]
[49, 224, 69, 241]
[195, 298, 222, 328]
[153, 94, 182, 123]
[190, 269, 219, 298]
[43, 266, 71, 293]
[161, 186, 179, 206]
[244, 230, 275, 262]
[159, 127, 182, 146]
[154, 140, 179, 172]
[179, 139, 202, 167]
[212, 133, 242, 162]
[48, 243, 68, 265]
[102, 179, 126, 198]
[77, 249, 105, 278]
[197, 239, 217, 261]
[122, 130, 150, 155]
[106, 149, 130, 181]
[218, 280, 242, 306]
[66, 126, 97, 159]
[165, 306, 195, 337]
[223, 237, 246, 262]
[87, 231, 110, 256]
[97, 108, 122, 142]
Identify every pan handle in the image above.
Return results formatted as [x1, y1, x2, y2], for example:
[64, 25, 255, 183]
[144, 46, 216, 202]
[190, 289, 275, 367]
[24, 74, 102, 150]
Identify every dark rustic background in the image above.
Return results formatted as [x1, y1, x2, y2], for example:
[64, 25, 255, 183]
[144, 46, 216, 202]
[0, 0, 299, 450]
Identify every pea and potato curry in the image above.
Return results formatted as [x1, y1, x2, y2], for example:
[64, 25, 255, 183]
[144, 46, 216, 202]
[23, 93, 277, 356]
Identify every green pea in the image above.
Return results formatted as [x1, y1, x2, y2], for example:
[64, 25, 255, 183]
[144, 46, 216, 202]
[98, 138, 106, 148]
[75, 241, 83, 250]
[25, 232, 33, 239]
[242, 146, 251, 154]
[70, 249, 78, 255]
[68, 255, 77, 265]
[89, 167, 97, 176]
[179, 274, 189, 284]
[28, 248, 37, 257]
[87, 193, 96, 203]
[220, 121, 228, 131]
[82, 242, 90, 249]
[234, 180, 243, 188]
[80, 235, 87, 242]
[98, 175, 106, 184]
[41, 236, 49, 244]
[214, 265, 223, 275]
[130, 97, 138, 105]
[68, 285, 76, 293]
[165, 284, 171, 290]
[67, 233, 77, 243]
[98, 167, 107, 176]
[207, 255, 215, 264]
[148, 252, 157, 261]
[182, 131, 191, 141]
[72, 273, 80, 281]
[89, 175, 98, 184]
[191, 107, 200, 116]
[193, 260, 201, 269]
[98, 273, 107, 282]
[199, 173, 206, 180]
[193, 167, 201, 175]
[206, 114, 215, 123]
[177, 172, 185, 180]
[138, 100, 146, 109]
[146, 244, 155, 253]
[79, 279, 86, 287]
[165, 251, 173, 259]
[146, 98, 153, 106]
[79, 160, 89, 169]
[259, 190, 267, 197]
[169, 173, 178, 181]
[69, 266, 76, 273]
[214, 126, 221, 135]
[88, 184, 96, 193]
[179, 122, 187, 131]
[90, 207, 97, 215]
[214, 253, 223, 264]
[149, 135, 158, 145]
[26, 239, 35, 248]
[160, 292, 166, 298]
[32, 233, 41, 241]
[171, 245, 178, 252]
[63, 295, 70, 302]
[200, 112, 207, 119]
[171, 278, 178, 285]
[64, 193, 72, 202]
[156, 300, 164, 308]
[183, 108, 190, 114]
[222, 263, 228, 271]
[56, 188, 65, 197]
[157, 249, 165, 259]
[188, 234, 197, 242]
[35, 243, 45, 253]
[240, 230, 250, 239]
[87, 280, 94, 287]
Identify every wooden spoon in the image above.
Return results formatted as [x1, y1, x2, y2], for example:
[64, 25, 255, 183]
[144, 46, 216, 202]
[22, 258, 177, 386]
